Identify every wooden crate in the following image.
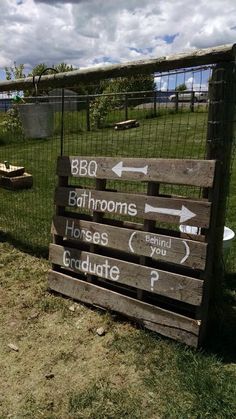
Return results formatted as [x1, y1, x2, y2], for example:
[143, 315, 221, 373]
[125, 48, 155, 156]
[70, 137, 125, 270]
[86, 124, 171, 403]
[0, 163, 25, 177]
[0, 172, 33, 190]
[49, 155, 219, 347]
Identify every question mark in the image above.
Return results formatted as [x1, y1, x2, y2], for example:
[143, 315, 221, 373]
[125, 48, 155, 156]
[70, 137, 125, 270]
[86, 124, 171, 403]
[150, 270, 159, 291]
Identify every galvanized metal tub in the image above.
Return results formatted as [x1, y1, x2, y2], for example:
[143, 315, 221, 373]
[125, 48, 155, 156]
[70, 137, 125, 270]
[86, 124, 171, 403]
[18, 103, 54, 139]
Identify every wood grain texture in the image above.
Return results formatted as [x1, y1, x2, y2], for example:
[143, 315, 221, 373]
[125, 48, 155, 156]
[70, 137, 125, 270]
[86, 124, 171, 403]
[55, 187, 211, 227]
[57, 156, 216, 187]
[48, 269, 200, 347]
[1, 43, 235, 92]
[52, 216, 207, 269]
[49, 244, 203, 305]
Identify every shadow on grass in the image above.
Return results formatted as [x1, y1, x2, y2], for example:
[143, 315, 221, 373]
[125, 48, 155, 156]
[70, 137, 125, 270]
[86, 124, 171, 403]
[0, 231, 49, 259]
[205, 273, 236, 363]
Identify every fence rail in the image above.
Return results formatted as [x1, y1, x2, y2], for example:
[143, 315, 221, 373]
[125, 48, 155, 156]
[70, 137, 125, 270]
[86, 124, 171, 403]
[0, 43, 235, 92]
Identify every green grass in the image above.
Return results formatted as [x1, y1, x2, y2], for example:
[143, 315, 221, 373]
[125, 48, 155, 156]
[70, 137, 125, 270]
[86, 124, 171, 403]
[0, 106, 235, 272]
[0, 242, 235, 418]
[0, 108, 207, 245]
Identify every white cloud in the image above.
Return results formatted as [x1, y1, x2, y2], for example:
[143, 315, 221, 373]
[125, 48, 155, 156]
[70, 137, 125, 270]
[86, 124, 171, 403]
[155, 76, 169, 91]
[186, 77, 208, 91]
[0, 0, 236, 75]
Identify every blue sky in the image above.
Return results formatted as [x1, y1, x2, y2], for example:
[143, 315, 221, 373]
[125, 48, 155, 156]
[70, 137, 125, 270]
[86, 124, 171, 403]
[0, 0, 235, 90]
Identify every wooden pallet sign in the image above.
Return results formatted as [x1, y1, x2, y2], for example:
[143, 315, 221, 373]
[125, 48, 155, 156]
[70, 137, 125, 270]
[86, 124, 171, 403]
[49, 155, 219, 347]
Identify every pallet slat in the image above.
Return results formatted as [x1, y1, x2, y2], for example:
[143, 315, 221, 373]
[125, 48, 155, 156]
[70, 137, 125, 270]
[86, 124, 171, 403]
[52, 216, 207, 269]
[48, 270, 200, 347]
[57, 156, 216, 187]
[49, 244, 203, 305]
[55, 187, 211, 227]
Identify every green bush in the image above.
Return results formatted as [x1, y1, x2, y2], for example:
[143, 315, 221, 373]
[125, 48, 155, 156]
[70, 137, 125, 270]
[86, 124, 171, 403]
[0, 106, 23, 135]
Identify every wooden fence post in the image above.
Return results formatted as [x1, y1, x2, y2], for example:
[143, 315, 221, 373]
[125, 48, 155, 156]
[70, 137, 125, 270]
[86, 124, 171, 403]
[60, 88, 65, 156]
[86, 96, 90, 131]
[190, 91, 195, 112]
[153, 91, 157, 117]
[124, 93, 128, 120]
[175, 91, 179, 112]
[199, 61, 236, 343]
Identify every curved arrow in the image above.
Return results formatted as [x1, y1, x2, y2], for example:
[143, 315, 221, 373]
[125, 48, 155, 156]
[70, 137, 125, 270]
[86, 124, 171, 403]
[180, 240, 190, 264]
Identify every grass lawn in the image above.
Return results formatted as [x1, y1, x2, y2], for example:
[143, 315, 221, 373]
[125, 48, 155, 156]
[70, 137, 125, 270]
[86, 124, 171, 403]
[0, 106, 235, 271]
[0, 241, 236, 419]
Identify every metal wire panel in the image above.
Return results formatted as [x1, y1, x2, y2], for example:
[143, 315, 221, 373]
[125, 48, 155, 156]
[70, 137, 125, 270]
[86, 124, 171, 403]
[0, 64, 235, 273]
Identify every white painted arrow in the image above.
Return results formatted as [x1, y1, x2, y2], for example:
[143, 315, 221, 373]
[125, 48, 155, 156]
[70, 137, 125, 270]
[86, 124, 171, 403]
[144, 204, 196, 223]
[112, 161, 148, 178]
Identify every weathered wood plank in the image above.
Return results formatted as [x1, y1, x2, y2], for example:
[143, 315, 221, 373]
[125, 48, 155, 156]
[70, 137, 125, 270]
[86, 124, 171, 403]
[57, 156, 216, 187]
[0, 173, 33, 190]
[1, 44, 235, 92]
[52, 216, 207, 269]
[199, 63, 236, 344]
[49, 244, 203, 305]
[48, 269, 200, 347]
[55, 187, 211, 227]
[114, 120, 139, 130]
[0, 163, 25, 178]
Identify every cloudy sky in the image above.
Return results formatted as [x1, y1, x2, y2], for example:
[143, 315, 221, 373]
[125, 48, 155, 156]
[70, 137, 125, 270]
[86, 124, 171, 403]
[0, 0, 236, 80]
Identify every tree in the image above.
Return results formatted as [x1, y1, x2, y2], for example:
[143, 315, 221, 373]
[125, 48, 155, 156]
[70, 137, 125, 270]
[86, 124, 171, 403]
[55, 62, 74, 73]
[97, 74, 155, 98]
[26, 62, 77, 95]
[90, 74, 155, 128]
[28, 63, 48, 77]
[4, 62, 25, 80]
[2, 63, 25, 136]
[175, 83, 187, 91]
[28, 62, 76, 77]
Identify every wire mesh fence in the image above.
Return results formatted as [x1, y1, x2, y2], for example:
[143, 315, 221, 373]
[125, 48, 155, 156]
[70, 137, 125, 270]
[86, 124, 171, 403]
[0, 63, 235, 273]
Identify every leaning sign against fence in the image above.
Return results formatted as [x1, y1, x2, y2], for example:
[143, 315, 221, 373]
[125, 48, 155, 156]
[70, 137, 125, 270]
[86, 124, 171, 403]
[49, 155, 218, 347]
